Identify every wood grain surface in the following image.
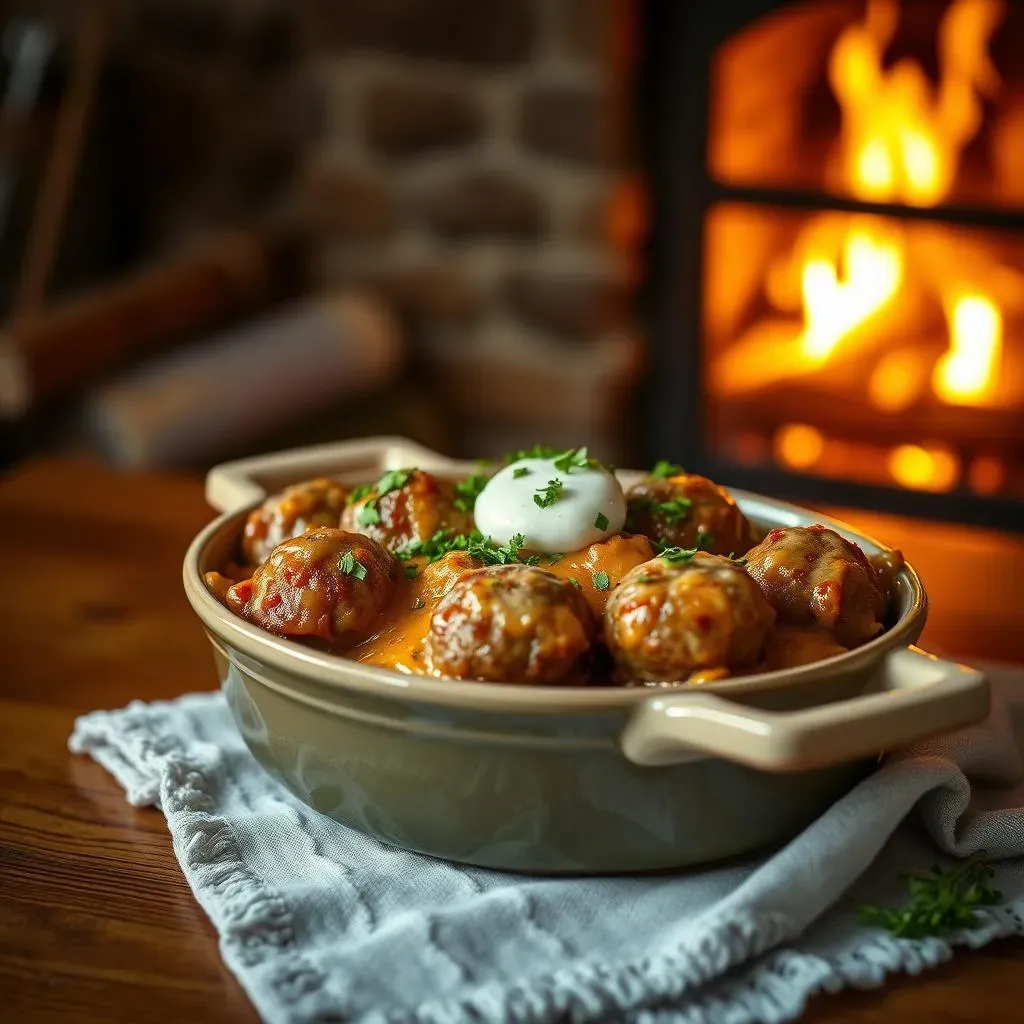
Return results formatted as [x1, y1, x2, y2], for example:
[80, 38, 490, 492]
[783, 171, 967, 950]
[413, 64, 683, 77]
[1, 457, 1023, 1022]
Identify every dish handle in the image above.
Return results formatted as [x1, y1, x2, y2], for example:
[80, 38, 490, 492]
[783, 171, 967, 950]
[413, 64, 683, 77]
[620, 646, 988, 773]
[205, 435, 467, 514]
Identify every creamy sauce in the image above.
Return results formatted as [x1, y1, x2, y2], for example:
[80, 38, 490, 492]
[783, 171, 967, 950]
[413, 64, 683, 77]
[762, 624, 849, 670]
[351, 534, 656, 674]
[474, 458, 626, 552]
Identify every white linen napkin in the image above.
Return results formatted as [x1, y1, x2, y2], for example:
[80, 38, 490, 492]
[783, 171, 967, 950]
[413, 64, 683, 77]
[69, 664, 1024, 1024]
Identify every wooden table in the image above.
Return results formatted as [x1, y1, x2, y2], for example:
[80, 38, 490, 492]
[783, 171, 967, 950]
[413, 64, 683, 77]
[2, 457, 1023, 1022]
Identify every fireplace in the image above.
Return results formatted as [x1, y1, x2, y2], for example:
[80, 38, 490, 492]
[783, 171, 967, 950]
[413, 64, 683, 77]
[639, 0, 1024, 529]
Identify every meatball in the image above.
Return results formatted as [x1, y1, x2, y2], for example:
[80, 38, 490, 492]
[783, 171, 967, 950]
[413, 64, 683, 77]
[625, 473, 755, 556]
[231, 528, 398, 643]
[417, 550, 484, 602]
[426, 564, 595, 684]
[243, 477, 348, 565]
[743, 525, 888, 648]
[603, 553, 775, 683]
[342, 469, 474, 553]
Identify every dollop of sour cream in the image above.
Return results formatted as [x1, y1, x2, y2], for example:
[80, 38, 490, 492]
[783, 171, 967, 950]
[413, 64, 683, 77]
[474, 457, 627, 553]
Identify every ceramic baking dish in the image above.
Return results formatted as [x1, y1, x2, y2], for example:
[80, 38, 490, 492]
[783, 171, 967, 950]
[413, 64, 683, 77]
[183, 436, 989, 874]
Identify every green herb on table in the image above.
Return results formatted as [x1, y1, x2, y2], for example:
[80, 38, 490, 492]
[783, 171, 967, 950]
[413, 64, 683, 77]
[594, 512, 610, 531]
[338, 551, 368, 581]
[859, 853, 1002, 938]
[513, 466, 531, 478]
[592, 570, 610, 591]
[348, 483, 373, 503]
[534, 478, 564, 509]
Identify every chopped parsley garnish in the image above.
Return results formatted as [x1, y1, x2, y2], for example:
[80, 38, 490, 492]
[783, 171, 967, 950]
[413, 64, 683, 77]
[631, 494, 692, 524]
[338, 551, 368, 580]
[534, 478, 564, 509]
[468, 532, 541, 566]
[655, 497, 692, 524]
[357, 501, 381, 526]
[375, 468, 414, 496]
[653, 528, 713, 557]
[594, 511, 609, 531]
[453, 473, 489, 512]
[635, 574, 656, 583]
[651, 460, 686, 478]
[404, 563, 419, 580]
[547, 553, 563, 564]
[395, 529, 542, 567]
[860, 853, 1002, 938]
[727, 552, 748, 566]
[659, 544, 704, 564]
[593, 571, 610, 591]
[552, 446, 597, 474]
[568, 576, 582, 589]
[503, 444, 561, 463]
[412, 598, 426, 610]
[348, 483, 373, 503]
[513, 466, 531, 478]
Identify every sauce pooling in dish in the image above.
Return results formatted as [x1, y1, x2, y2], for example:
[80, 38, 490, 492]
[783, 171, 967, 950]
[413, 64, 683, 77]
[205, 449, 903, 687]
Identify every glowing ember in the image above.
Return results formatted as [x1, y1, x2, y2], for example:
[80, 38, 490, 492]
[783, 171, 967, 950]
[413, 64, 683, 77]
[774, 423, 825, 470]
[888, 444, 960, 492]
[933, 293, 1003, 405]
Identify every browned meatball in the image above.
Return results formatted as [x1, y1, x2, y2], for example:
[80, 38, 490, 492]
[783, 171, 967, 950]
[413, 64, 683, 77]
[743, 525, 889, 648]
[341, 469, 474, 553]
[242, 477, 348, 565]
[426, 564, 595, 684]
[603, 553, 775, 683]
[417, 550, 484, 602]
[231, 528, 398, 643]
[625, 473, 755, 556]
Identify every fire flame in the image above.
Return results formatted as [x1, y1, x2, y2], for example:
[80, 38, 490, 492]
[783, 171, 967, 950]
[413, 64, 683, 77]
[794, 0, 1006, 414]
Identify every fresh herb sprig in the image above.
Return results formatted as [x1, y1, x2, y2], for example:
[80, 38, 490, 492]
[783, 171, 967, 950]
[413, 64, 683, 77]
[655, 497, 692, 524]
[534, 478, 564, 508]
[650, 460, 686, 478]
[338, 551, 368, 580]
[395, 529, 539, 567]
[553, 446, 598, 474]
[630, 494, 693, 525]
[657, 529, 713, 563]
[453, 473, 490, 512]
[859, 854, 1002, 938]
[349, 467, 416, 523]
[503, 444, 562, 464]
[467, 532, 541, 566]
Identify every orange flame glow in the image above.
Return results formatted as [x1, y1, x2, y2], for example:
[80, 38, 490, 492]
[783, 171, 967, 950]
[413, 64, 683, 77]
[770, 0, 1008, 424]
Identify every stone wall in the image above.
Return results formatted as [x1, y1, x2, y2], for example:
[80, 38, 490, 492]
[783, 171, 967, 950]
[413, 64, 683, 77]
[104, 0, 640, 460]
[299, 0, 640, 459]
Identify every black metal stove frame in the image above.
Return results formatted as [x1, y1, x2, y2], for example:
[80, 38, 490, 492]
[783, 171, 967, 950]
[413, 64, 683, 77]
[635, 0, 1024, 530]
